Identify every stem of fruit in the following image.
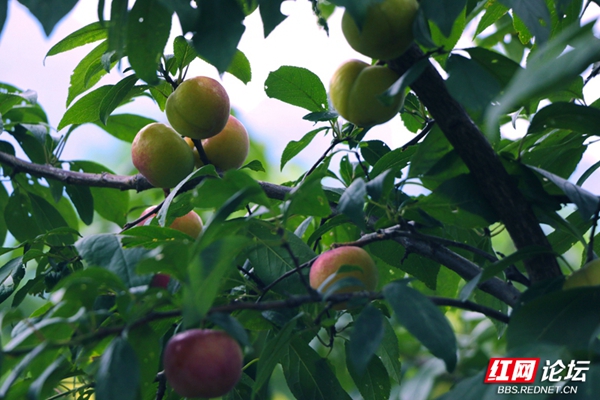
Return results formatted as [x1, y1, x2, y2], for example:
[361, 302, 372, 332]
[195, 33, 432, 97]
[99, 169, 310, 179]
[192, 138, 212, 166]
[587, 201, 600, 263]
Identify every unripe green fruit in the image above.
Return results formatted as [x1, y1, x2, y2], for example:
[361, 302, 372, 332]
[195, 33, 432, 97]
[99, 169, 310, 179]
[330, 59, 404, 127]
[138, 207, 203, 239]
[165, 76, 230, 139]
[309, 246, 378, 310]
[186, 115, 249, 171]
[131, 123, 194, 188]
[563, 259, 600, 290]
[163, 329, 243, 398]
[342, 0, 419, 60]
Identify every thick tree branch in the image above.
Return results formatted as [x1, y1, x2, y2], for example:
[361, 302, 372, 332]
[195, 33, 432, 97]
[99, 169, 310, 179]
[333, 226, 521, 307]
[3, 290, 509, 357]
[0, 150, 521, 305]
[0, 150, 292, 200]
[388, 44, 562, 284]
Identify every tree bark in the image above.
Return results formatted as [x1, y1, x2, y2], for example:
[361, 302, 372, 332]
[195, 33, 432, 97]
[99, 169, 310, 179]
[388, 44, 562, 284]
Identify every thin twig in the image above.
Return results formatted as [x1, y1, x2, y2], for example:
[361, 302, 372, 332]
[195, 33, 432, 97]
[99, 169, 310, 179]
[401, 119, 435, 150]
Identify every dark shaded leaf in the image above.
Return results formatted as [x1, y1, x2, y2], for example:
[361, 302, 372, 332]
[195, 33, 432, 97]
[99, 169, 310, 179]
[259, 0, 287, 37]
[98, 74, 138, 124]
[383, 281, 457, 371]
[192, 0, 246, 73]
[95, 337, 140, 400]
[507, 287, 600, 351]
[420, 0, 468, 37]
[528, 166, 600, 220]
[126, 0, 172, 84]
[348, 305, 385, 376]
[17, 0, 78, 36]
[338, 178, 367, 231]
[281, 337, 352, 400]
[528, 102, 600, 135]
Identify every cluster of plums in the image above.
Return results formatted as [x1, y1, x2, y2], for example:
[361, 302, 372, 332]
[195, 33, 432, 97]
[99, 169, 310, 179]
[131, 76, 250, 190]
[330, 0, 419, 127]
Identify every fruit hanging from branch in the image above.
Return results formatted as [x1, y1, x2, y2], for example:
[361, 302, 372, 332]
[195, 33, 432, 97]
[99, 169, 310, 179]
[342, 0, 419, 60]
[166, 76, 231, 139]
[186, 115, 250, 171]
[131, 123, 195, 189]
[563, 258, 600, 290]
[330, 59, 404, 127]
[163, 329, 244, 398]
[310, 246, 379, 310]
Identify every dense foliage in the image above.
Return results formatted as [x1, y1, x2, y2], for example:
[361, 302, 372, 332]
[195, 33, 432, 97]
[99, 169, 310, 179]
[0, 0, 600, 399]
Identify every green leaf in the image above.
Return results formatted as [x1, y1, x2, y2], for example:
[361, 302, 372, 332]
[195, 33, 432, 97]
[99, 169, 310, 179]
[0, 342, 48, 398]
[227, 49, 252, 84]
[475, 1, 509, 37]
[420, 0, 468, 37]
[371, 146, 415, 178]
[66, 41, 115, 106]
[94, 113, 156, 143]
[0, 183, 9, 246]
[208, 313, 250, 347]
[258, 0, 287, 37]
[108, 0, 128, 57]
[346, 343, 391, 400]
[383, 281, 457, 372]
[485, 23, 600, 135]
[360, 140, 391, 167]
[173, 35, 198, 72]
[499, 0, 551, 43]
[281, 337, 353, 400]
[17, 0, 78, 36]
[27, 356, 67, 400]
[98, 74, 138, 124]
[95, 337, 141, 400]
[379, 59, 427, 107]
[286, 173, 331, 218]
[184, 236, 249, 324]
[127, 327, 161, 400]
[126, 0, 172, 84]
[241, 159, 265, 172]
[265, 66, 328, 112]
[480, 245, 555, 282]
[245, 220, 315, 293]
[348, 305, 385, 376]
[415, 174, 498, 229]
[253, 317, 298, 394]
[280, 127, 327, 170]
[65, 184, 94, 225]
[75, 234, 149, 288]
[59, 85, 112, 130]
[338, 178, 367, 231]
[527, 166, 600, 220]
[45, 21, 108, 57]
[375, 317, 402, 383]
[446, 54, 502, 114]
[465, 47, 522, 88]
[528, 102, 600, 135]
[507, 287, 600, 351]
[4, 189, 44, 242]
[70, 161, 129, 226]
[0, 0, 7, 38]
[192, 0, 246, 73]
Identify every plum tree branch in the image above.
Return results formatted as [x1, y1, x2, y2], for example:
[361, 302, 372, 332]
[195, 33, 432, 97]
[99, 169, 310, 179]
[332, 226, 521, 307]
[388, 44, 562, 284]
[0, 150, 521, 305]
[2, 290, 509, 357]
